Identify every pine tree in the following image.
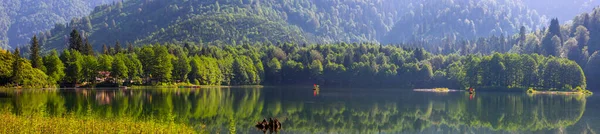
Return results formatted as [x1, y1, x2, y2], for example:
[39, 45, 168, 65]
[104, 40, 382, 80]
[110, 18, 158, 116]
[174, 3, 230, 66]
[11, 48, 22, 85]
[127, 42, 134, 53]
[114, 41, 121, 54]
[519, 26, 527, 45]
[69, 29, 83, 51]
[83, 38, 94, 55]
[30, 35, 42, 69]
[102, 44, 109, 55]
[542, 19, 561, 56]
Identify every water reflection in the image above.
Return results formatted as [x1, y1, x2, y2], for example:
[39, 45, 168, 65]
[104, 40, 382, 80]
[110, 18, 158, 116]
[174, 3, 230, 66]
[0, 88, 594, 133]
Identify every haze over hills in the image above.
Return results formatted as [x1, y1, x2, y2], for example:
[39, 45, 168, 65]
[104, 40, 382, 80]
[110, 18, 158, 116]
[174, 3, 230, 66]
[0, 0, 117, 49]
[3, 0, 600, 51]
[521, 0, 600, 22]
[33, 0, 556, 51]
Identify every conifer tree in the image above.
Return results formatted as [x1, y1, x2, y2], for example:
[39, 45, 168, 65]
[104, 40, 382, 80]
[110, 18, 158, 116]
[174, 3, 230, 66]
[29, 35, 42, 69]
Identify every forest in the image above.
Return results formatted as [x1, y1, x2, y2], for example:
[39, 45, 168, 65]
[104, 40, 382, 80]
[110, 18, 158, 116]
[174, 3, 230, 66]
[29, 0, 548, 51]
[0, 0, 117, 49]
[0, 28, 588, 93]
[3, 0, 600, 92]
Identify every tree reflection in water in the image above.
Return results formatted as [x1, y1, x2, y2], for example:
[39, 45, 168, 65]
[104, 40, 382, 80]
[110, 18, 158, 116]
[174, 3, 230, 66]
[0, 88, 592, 133]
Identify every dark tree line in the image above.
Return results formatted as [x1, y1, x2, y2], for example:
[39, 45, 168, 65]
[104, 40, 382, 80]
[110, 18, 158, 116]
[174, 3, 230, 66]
[0, 30, 588, 92]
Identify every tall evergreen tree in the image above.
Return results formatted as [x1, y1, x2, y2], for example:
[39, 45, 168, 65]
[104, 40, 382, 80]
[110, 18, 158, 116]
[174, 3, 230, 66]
[542, 19, 561, 56]
[102, 44, 109, 55]
[518, 26, 527, 45]
[29, 35, 42, 69]
[83, 38, 94, 55]
[69, 29, 83, 51]
[114, 41, 121, 54]
[127, 42, 134, 53]
[11, 48, 22, 84]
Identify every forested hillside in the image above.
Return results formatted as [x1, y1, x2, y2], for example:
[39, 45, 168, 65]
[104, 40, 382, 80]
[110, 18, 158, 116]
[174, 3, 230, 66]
[409, 7, 600, 90]
[38, 0, 549, 51]
[382, 0, 546, 44]
[522, 0, 600, 22]
[0, 0, 117, 49]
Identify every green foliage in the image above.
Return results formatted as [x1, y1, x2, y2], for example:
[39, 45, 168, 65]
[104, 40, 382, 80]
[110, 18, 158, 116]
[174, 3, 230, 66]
[68, 29, 84, 52]
[60, 50, 83, 84]
[190, 56, 222, 85]
[9, 59, 54, 88]
[81, 55, 99, 83]
[152, 45, 173, 83]
[172, 51, 191, 82]
[124, 54, 142, 82]
[111, 54, 129, 84]
[29, 35, 42, 69]
[42, 50, 65, 83]
[0, 50, 15, 84]
[97, 54, 113, 71]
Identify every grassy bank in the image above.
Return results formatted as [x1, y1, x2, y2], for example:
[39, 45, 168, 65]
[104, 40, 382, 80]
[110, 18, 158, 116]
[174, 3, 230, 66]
[0, 113, 201, 134]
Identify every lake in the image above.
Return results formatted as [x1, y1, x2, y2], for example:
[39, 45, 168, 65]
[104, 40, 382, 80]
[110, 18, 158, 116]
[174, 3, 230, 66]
[0, 87, 598, 133]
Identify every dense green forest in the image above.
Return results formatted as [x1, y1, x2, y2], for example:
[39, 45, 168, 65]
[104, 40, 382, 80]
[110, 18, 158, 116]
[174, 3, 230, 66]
[410, 7, 600, 90]
[0, 0, 117, 49]
[0, 30, 588, 92]
[34, 0, 548, 51]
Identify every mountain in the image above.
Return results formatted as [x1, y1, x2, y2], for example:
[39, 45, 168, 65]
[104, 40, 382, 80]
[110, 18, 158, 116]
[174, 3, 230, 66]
[383, 0, 547, 44]
[39, 0, 551, 51]
[521, 0, 600, 22]
[0, 0, 117, 49]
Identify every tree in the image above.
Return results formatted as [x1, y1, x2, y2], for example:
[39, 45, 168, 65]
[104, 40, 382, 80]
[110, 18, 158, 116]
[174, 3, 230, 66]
[43, 50, 65, 83]
[83, 38, 94, 55]
[138, 46, 155, 78]
[586, 51, 600, 89]
[29, 35, 43, 69]
[97, 54, 113, 71]
[172, 52, 191, 82]
[69, 29, 83, 51]
[266, 58, 282, 84]
[542, 19, 561, 56]
[153, 45, 173, 82]
[124, 54, 142, 83]
[81, 55, 99, 83]
[190, 56, 222, 85]
[575, 26, 589, 51]
[309, 60, 323, 80]
[114, 41, 122, 54]
[112, 54, 129, 85]
[563, 38, 583, 64]
[61, 50, 83, 86]
[518, 26, 527, 45]
[11, 48, 23, 85]
[542, 35, 561, 56]
[127, 42, 134, 53]
[102, 44, 109, 55]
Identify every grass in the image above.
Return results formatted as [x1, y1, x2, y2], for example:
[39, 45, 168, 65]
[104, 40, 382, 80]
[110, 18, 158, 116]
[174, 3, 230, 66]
[433, 88, 449, 92]
[0, 112, 201, 134]
[526, 87, 593, 96]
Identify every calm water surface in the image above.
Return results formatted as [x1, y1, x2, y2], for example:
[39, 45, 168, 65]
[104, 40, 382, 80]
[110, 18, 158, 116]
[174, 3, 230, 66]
[0, 87, 598, 134]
